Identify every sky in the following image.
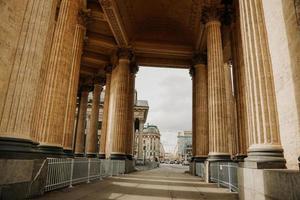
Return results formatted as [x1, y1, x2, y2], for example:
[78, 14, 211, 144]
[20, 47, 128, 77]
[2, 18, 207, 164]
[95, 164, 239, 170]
[135, 67, 192, 153]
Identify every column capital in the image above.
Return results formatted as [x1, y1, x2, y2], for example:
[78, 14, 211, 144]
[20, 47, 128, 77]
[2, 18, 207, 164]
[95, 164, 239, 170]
[201, 1, 233, 25]
[93, 76, 106, 85]
[78, 8, 91, 26]
[104, 64, 113, 74]
[117, 48, 134, 61]
[130, 61, 139, 74]
[80, 85, 90, 94]
[189, 66, 195, 78]
[192, 53, 207, 66]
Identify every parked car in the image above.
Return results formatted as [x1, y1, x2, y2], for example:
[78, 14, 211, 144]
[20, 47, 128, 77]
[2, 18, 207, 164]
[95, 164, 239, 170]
[182, 160, 190, 166]
[170, 160, 175, 164]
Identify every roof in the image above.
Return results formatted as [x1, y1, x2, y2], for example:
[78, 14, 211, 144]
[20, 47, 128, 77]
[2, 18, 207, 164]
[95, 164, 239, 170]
[136, 100, 149, 107]
[143, 124, 160, 135]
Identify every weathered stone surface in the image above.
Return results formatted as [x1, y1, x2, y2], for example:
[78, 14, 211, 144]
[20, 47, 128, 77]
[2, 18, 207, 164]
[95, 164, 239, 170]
[262, 0, 300, 169]
[206, 19, 230, 159]
[74, 89, 89, 156]
[239, 0, 285, 166]
[86, 83, 103, 156]
[0, 0, 57, 143]
[238, 167, 300, 200]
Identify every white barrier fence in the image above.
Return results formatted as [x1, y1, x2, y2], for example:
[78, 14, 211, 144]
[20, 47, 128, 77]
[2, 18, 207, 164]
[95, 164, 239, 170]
[45, 158, 125, 192]
[209, 162, 238, 192]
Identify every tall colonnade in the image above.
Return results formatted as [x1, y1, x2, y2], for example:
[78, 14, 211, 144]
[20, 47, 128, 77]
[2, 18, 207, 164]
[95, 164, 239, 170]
[0, 0, 287, 170]
[190, 0, 285, 169]
[0, 0, 138, 161]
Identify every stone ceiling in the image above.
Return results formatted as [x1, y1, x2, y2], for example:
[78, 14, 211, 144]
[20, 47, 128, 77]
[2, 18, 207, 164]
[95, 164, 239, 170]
[80, 0, 224, 78]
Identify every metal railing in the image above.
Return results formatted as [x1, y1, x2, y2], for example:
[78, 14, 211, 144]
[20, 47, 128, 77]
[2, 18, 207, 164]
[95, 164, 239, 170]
[209, 162, 238, 192]
[45, 158, 125, 192]
[195, 162, 205, 178]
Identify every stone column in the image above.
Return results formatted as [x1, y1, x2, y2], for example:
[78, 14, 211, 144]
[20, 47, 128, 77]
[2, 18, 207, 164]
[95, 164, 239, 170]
[0, 0, 58, 157]
[231, 1, 248, 159]
[74, 87, 89, 156]
[239, 0, 285, 168]
[193, 54, 209, 162]
[190, 67, 196, 160]
[108, 48, 133, 160]
[224, 63, 238, 157]
[126, 63, 138, 160]
[85, 79, 104, 157]
[36, 0, 83, 154]
[203, 6, 230, 161]
[99, 67, 112, 159]
[62, 24, 86, 156]
[137, 120, 145, 160]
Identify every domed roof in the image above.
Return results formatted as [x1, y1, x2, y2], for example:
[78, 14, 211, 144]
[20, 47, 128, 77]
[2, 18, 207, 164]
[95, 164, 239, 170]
[143, 125, 160, 135]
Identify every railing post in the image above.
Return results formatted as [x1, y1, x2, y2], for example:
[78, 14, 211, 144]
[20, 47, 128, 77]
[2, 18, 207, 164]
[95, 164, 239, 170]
[110, 160, 113, 177]
[99, 159, 102, 180]
[87, 158, 91, 183]
[228, 163, 232, 192]
[217, 162, 220, 187]
[69, 159, 74, 188]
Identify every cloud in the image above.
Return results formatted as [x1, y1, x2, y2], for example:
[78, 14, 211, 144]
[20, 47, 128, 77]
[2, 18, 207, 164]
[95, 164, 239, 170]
[136, 67, 192, 152]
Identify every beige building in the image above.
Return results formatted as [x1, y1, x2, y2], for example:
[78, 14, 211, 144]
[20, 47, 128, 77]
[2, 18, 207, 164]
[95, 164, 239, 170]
[135, 124, 161, 161]
[0, 0, 299, 199]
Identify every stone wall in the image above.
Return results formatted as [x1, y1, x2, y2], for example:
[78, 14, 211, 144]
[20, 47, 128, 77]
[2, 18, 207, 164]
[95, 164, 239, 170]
[238, 167, 300, 200]
[262, 0, 300, 169]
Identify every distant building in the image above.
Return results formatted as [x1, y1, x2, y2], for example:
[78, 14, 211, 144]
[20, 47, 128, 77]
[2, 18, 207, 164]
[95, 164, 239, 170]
[135, 124, 161, 161]
[176, 131, 192, 161]
[159, 142, 166, 161]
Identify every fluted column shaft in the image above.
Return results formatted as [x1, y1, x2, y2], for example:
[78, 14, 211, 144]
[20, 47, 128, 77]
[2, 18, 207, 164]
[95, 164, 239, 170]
[99, 72, 112, 159]
[36, 0, 82, 153]
[74, 89, 89, 156]
[86, 82, 103, 157]
[239, 0, 285, 167]
[126, 71, 136, 159]
[206, 20, 230, 160]
[191, 69, 196, 158]
[0, 0, 57, 153]
[194, 63, 209, 160]
[224, 63, 238, 156]
[231, 1, 248, 158]
[62, 24, 85, 154]
[108, 50, 132, 160]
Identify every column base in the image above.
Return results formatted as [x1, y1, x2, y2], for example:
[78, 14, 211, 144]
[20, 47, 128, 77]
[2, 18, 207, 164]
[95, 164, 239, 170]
[38, 145, 65, 158]
[63, 149, 74, 157]
[233, 154, 247, 162]
[110, 153, 126, 160]
[0, 137, 40, 159]
[126, 154, 133, 160]
[194, 156, 207, 163]
[243, 149, 286, 169]
[86, 153, 98, 158]
[99, 154, 106, 159]
[74, 153, 85, 157]
[207, 154, 231, 162]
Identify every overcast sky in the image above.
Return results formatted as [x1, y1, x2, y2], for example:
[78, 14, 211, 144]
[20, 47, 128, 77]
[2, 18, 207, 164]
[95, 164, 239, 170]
[135, 67, 192, 153]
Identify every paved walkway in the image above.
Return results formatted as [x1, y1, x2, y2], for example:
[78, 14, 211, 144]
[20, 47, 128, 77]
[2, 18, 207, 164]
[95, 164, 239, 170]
[34, 164, 238, 200]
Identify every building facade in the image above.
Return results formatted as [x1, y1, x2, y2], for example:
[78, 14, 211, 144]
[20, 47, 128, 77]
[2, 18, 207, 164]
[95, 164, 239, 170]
[176, 131, 192, 161]
[135, 124, 161, 161]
